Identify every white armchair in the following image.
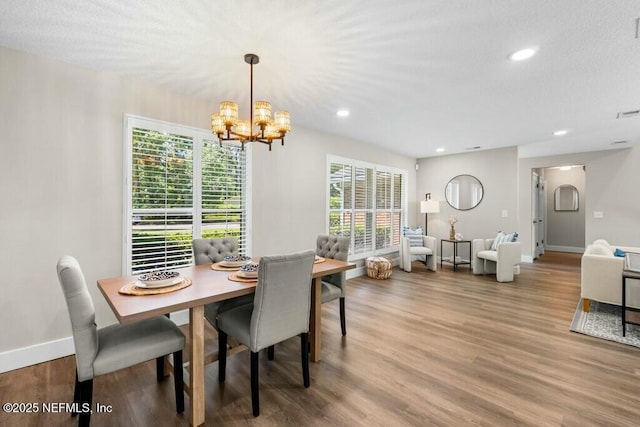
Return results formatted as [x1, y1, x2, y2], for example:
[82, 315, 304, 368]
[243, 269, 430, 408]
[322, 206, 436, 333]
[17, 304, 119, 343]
[400, 235, 437, 272]
[473, 238, 521, 282]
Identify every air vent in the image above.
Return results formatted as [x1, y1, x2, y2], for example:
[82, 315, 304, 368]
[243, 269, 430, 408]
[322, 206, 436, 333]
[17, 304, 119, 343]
[611, 140, 629, 145]
[617, 110, 640, 119]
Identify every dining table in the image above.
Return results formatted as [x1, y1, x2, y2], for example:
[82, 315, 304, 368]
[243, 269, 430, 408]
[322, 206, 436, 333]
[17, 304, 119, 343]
[96, 257, 355, 426]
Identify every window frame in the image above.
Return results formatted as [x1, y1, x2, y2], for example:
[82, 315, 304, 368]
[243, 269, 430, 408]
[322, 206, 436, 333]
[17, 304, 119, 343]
[122, 114, 252, 275]
[326, 155, 407, 260]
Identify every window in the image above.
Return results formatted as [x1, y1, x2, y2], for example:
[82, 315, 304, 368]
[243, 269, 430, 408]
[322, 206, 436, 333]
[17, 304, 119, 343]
[124, 115, 248, 274]
[328, 156, 405, 258]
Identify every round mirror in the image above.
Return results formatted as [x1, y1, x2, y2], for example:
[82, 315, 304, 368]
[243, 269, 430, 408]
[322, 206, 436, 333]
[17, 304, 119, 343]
[445, 174, 484, 210]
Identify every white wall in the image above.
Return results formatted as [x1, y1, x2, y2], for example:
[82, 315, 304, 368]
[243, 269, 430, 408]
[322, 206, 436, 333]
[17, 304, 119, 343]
[251, 129, 416, 256]
[0, 46, 213, 361]
[0, 46, 416, 370]
[416, 147, 519, 259]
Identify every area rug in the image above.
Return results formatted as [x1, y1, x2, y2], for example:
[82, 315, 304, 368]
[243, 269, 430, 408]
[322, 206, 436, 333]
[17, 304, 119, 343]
[570, 299, 640, 348]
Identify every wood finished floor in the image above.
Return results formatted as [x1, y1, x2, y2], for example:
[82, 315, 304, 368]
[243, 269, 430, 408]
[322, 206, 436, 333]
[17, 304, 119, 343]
[2, 252, 640, 426]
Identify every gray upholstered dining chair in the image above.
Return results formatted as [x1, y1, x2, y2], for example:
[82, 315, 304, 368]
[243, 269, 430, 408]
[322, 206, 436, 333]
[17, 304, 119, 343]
[216, 250, 315, 417]
[56, 256, 185, 427]
[316, 235, 350, 335]
[192, 237, 254, 327]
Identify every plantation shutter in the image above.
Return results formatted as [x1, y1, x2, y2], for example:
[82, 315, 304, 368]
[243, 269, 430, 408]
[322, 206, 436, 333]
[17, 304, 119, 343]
[353, 166, 373, 254]
[327, 156, 406, 258]
[328, 162, 353, 239]
[130, 128, 194, 273]
[201, 139, 247, 253]
[375, 170, 392, 250]
[125, 116, 248, 275]
[392, 172, 405, 246]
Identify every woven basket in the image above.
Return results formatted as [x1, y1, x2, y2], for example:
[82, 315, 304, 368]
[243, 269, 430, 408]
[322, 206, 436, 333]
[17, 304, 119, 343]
[366, 257, 392, 279]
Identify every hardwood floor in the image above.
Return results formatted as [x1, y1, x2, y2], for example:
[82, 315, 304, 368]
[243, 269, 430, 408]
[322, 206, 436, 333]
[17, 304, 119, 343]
[2, 252, 640, 426]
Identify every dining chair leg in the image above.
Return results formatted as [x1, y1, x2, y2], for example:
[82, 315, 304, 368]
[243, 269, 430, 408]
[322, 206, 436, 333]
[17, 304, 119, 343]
[251, 351, 260, 417]
[173, 350, 184, 414]
[156, 356, 165, 382]
[340, 297, 347, 336]
[267, 345, 275, 360]
[78, 379, 93, 427]
[218, 331, 227, 383]
[301, 333, 310, 388]
[72, 370, 80, 416]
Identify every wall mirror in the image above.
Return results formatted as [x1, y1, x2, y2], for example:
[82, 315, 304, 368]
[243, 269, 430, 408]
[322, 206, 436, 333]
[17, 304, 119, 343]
[445, 174, 484, 211]
[554, 184, 579, 211]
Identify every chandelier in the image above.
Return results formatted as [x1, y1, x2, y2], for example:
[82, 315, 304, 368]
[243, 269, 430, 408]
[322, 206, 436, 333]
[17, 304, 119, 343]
[211, 53, 291, 151]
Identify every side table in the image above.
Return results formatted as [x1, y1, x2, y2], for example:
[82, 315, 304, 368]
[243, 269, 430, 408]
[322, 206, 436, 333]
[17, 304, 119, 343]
[440, 239, 471, 272]
[622, 252, 640, 336]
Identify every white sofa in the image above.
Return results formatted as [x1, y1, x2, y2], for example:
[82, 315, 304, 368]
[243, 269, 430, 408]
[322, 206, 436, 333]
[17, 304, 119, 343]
[400, 235, 437, 272]
[472, 238, 521, 282]
[581, 239, 640, 312]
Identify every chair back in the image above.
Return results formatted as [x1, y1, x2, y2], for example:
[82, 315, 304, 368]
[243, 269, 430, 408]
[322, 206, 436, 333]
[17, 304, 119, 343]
[192, 237, 239, 265]
[249, 250, 315, 352]
[316, 235, 350, 292]
[56, 256, 98, 381]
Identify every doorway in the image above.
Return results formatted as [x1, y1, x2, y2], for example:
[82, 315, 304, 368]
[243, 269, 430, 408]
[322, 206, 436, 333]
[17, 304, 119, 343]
[543, 165, 586, 253]
[531, 171, 546, 259]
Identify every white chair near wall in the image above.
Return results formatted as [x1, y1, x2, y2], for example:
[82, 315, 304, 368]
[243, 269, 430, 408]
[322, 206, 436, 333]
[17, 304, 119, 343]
[472, 232, 521, 282]
[400, 227, 437, 272]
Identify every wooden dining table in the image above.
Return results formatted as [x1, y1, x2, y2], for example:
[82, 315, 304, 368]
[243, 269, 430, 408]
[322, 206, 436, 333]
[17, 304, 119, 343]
[96, 257, 355, 426]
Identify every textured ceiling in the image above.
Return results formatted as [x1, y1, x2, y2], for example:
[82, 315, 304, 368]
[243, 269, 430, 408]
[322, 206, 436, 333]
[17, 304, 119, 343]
[1, 0, 639, 158]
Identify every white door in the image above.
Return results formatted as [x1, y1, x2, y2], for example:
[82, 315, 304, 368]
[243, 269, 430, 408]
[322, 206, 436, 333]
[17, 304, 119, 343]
[531, 172, 543, 259]
[537, 176, 546, 258]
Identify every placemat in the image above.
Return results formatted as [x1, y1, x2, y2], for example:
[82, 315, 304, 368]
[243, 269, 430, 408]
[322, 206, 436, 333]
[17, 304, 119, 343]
[228, 273, 258, 283]
[315, 257, 326, 264]
[118, 279, 192, 296]
[211, 263, 242, 271]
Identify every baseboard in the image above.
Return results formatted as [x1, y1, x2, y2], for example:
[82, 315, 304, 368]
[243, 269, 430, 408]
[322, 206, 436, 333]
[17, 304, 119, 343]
[545, 245, 585, 254]
[170, 309, 190, 326]
[0, 336, 75, 374]
[347, 267, 366, 279]
[521, 255, 534, 263]
[0, 315, 188, 374]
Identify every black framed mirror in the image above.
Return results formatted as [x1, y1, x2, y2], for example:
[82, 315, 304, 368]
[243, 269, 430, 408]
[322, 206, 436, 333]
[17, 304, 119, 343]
[445, 174, 484, 211]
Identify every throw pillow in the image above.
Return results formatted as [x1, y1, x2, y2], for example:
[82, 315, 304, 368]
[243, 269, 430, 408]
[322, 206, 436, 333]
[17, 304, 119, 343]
[403, 226, 424, 247]
[614, 248, 626, 257]
[589, 244, 613, 257]
[593, 239, 612, 251]
[490, 231, 518, 250]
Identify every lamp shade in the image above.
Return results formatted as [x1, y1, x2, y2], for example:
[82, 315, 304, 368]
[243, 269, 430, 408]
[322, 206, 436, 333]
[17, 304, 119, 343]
[420, 199, 440, 214]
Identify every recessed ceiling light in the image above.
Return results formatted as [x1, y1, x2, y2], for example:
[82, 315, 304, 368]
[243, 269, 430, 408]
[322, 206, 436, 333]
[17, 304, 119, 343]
[336, 109, 350, 117]
[508, 47, 537, 61]
[559, 166, 572, 171]
[436, 147, 445, 153]
[553, 130, 568, 136]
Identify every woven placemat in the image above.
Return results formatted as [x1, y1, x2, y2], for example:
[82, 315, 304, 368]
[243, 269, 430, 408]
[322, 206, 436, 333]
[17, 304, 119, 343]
[211, 263, 242, 271]
[119, 279, 192, 296]
[314, 257, 326, 264]
[228, 273, 258, 283]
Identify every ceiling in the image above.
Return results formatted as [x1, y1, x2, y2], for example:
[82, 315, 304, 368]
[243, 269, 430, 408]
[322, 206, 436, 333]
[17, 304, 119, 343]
[1, 0, 639, 159]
